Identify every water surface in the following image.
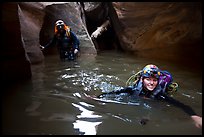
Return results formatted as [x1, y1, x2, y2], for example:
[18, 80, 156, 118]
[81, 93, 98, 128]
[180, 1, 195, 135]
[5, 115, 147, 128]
[2, 51, 202, 135]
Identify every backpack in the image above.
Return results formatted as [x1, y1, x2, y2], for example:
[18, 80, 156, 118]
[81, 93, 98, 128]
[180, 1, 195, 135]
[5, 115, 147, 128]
[126, 70, 178, 95]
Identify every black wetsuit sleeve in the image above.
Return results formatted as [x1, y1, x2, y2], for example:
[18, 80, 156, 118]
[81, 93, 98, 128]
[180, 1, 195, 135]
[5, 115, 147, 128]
[70, 31, 80, 50]
[43, 35, 57, 49]
[159, 94, 197, 116]
[97, 87, 134, 98]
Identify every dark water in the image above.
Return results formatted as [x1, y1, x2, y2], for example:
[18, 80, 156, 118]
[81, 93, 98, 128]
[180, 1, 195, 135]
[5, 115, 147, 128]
[2, 51, 202, 135]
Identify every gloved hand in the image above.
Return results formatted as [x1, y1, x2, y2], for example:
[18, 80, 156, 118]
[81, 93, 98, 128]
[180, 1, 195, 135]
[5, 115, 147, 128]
[74, 49, 79, 54]
[40, 45, 45, 50]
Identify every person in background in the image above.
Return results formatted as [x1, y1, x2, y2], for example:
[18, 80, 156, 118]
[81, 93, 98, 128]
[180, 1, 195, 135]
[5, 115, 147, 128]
[40, 19, 80, 61]
[98, 64, 202, 128]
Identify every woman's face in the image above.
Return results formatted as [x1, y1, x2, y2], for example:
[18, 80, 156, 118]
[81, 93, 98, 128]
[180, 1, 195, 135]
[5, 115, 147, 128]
[143, 77, 158, 91]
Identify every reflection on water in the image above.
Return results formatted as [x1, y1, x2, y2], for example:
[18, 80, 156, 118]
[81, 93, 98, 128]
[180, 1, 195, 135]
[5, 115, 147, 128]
[72, 102, 102, 135]
[2, 52, 202, 135]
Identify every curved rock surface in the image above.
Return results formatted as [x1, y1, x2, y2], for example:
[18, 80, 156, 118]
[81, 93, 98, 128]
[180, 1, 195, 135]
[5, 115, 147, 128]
[1, 2, 202, 84]
[113, 2, 202, 65]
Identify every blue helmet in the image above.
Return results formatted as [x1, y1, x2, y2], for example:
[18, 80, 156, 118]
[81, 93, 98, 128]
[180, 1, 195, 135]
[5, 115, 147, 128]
[141, 64, 161, 79]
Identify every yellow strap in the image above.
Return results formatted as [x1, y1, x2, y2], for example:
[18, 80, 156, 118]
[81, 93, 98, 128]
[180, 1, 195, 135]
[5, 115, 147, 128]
[64, 25, 70, 36]
[126, 70, 142, 86]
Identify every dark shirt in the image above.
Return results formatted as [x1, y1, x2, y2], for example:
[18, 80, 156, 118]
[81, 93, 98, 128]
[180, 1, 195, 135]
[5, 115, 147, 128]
[98, 86, 197, 116]
[44, 30, 80, 51]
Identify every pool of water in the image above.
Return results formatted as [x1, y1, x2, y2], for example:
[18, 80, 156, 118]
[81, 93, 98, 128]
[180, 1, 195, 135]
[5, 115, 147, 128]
[2, 51, 202, 135]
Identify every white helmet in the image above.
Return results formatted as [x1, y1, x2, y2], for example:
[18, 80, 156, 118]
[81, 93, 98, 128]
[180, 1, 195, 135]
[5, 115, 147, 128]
[55, 20, 65, 26]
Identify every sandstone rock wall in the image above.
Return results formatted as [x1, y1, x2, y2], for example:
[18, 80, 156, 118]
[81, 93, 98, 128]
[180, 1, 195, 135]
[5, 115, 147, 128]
[1, 3, 32, 84]
[1, 2, 97, 84]
[113, 2, 202, 51]
[1, 2, 202, 84]
[113, 2, 202, 66]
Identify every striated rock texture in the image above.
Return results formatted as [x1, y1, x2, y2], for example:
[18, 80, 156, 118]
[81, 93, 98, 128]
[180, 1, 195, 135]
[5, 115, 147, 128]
[79, 2, 123, 51]
[77, 2, 201, 68]
[1, 2, 202, 84]
[18, 2, 45, 64]
[113, 2, 202, 66]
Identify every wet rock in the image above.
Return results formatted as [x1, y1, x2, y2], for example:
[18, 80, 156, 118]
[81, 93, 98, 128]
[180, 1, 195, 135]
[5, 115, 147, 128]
[1, 3, 32, 84]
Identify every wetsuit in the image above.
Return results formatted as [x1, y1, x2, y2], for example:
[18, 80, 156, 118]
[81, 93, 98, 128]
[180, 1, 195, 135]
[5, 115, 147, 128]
[44, 30, 80, 60]
[98, 86, 197, 116]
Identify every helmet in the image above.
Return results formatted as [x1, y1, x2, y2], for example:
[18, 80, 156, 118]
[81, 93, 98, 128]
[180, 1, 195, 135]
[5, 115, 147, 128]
[141, 64, 161, 79]
[54, 20, 71, 36]
[55, 20, 65, 30]
[55, 20, 65, 26]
